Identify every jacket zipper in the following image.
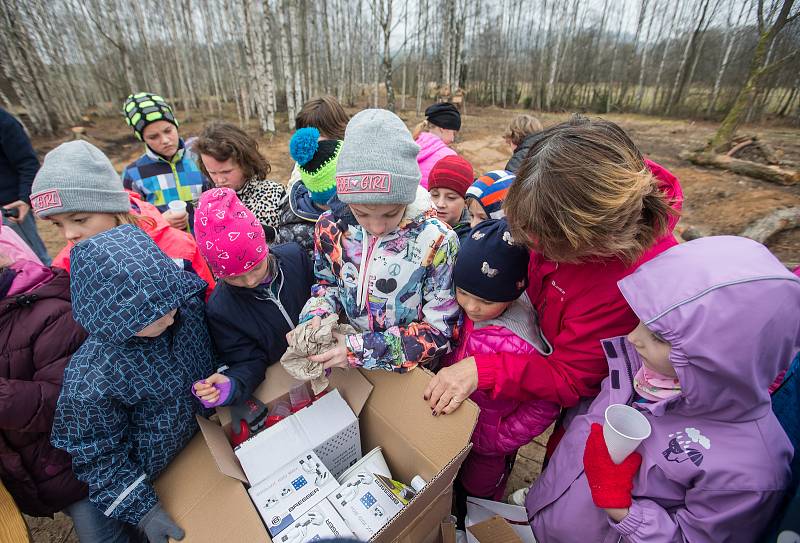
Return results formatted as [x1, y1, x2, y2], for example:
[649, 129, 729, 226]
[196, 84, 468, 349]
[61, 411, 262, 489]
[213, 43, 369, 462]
[358, 234, 381, 311]
[167, 159, 191, 233]
[254, 268, 295, 329]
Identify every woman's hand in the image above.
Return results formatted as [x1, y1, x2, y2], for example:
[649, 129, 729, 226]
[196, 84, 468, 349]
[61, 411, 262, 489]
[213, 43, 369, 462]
[193, 373, 230, 404]
[423, 356, 478, 416]
[309, 332, 348, 369]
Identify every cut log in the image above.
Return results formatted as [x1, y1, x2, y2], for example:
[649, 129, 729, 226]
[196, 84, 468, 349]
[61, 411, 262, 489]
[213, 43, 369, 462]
[680, 150, 800, 186]
[740, 206, 800, 244]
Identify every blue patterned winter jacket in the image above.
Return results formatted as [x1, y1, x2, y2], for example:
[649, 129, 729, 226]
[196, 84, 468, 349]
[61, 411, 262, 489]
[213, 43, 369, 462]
[51, 225, 216, 525]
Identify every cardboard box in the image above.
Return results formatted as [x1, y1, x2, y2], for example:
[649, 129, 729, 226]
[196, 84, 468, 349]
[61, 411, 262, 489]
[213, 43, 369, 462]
[273, 498, 354, 543]
[248, 451, 339, 537]
[467, 516, 524, 543]
[236, 389, 361, 483]
[330, 471, 405, 540]
[155, 364, 478, 542]
[465, 497, 537, 543]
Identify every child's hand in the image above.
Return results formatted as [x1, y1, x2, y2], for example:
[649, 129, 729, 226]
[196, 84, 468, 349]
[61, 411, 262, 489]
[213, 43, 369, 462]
[287, 316, 322, 343]
[583, 423, 641, 510]
[308, 332, 348, 369]
[193, 373, 230, 405]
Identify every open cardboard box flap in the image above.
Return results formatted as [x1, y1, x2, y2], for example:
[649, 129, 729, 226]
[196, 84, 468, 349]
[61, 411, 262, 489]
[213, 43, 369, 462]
[157, 364, 478, 542]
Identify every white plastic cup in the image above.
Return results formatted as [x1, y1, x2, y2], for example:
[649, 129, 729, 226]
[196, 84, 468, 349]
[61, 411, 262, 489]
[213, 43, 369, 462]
[603, 404, 652, 464]
[338, 446, 391, 483]
[167, 200, 188, 218]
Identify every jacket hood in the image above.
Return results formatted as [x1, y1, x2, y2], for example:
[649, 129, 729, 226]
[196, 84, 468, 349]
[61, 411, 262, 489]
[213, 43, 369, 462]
[618, 236, 800, 421]
[7, 260, 55, 296]
[289, 181, 326, 222]
[70, 224, 207, 343]
[415, 132, 450, 162]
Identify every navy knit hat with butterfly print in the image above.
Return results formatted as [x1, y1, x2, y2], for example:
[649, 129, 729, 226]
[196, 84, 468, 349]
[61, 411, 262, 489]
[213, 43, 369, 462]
[453, 218, 529, 302]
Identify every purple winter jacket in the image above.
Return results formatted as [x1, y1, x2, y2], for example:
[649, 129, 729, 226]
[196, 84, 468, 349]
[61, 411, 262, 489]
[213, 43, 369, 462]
[0, 262, 88, 516]
[445, 293, 560, 456]
[527, 236, 799, 543]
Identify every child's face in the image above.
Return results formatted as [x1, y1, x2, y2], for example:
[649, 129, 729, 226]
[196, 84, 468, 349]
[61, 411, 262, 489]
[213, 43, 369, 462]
[222, 256, 270, 289]
[142, 121, 180, 159]
[135, 309, 178, 338]
[467, 200, 488, 228]
[627, 321, 676, 377]
[456, 288, 513, 323]
[349, 204, 406, 237]
[201, 155, 247, 191]
[430, 188, 466, 227]
[48, 212, 119, 245]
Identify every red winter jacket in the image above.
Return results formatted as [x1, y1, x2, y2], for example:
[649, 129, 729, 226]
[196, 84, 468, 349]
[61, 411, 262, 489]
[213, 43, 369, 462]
[474, 159, 683, 408]
[0, 264, 88, 516]
[52, 192, 215, 299]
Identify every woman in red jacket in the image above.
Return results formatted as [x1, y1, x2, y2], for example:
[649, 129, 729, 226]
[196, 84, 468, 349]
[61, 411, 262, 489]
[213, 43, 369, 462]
[424, 117, 683, 427]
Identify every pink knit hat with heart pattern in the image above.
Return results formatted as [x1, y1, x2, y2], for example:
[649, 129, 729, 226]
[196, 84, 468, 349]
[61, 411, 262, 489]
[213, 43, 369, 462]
[194, 187, 268, 277]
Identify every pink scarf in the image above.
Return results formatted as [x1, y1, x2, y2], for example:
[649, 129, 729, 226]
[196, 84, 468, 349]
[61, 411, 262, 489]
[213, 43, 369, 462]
[634, 366, 681, 401]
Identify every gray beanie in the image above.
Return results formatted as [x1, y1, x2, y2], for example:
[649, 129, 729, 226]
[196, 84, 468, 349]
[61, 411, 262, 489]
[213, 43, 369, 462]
[335, 109, 421, 206]
[30, 140, 131, 218]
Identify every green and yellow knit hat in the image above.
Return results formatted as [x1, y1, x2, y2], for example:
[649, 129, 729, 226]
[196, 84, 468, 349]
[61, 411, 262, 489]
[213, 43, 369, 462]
[289, 127, 342, 205]
[123, 92, 179, 141]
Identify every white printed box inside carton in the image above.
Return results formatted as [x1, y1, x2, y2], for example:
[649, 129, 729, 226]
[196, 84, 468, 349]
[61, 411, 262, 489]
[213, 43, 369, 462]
[153, 365, 479, 542]
[331, 471, 409, 540]
[248, 451, 339, 537]
[274, 498, 354, 543]
[235, 388, 361, 483]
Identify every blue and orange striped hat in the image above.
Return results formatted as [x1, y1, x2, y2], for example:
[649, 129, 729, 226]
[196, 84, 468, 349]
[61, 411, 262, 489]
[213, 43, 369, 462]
[465, 170, 515, 221]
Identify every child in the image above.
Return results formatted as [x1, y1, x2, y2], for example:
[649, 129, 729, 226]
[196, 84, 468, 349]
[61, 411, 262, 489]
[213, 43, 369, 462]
[289, 96, 350, 186]
[30, 140, 215, 298]
[465, 170, 515, 228]
[51, 224, 217, 543]
[446, 219, 560, 515]
[527, 236, 798, 542]
[428, 155, 473, 243]
[194, 122, 286, 242]
[413, 102, 461, 189]
[121, 92, 207, 232]
[192, 188, 313, 410]
[295, 109, 460, 372]
[504, 114, 543, 173]
[278, 127, 342, 258]
[0, 241, 87, 522]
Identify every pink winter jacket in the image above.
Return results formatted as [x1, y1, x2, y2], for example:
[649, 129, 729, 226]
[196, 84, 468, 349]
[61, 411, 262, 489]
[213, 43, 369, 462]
[445, 294, 561, 456]
[415, 132, 457, 189]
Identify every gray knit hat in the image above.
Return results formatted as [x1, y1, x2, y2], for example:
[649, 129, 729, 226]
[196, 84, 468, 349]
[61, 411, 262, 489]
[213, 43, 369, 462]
[30, 141, 131, 218]
[335, 109, 421, 206]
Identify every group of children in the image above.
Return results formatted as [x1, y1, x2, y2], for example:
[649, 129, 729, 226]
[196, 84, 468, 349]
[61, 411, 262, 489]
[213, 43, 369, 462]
[1, 90, 798, 543]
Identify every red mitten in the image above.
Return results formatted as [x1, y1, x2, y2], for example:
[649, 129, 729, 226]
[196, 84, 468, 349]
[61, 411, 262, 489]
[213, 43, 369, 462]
[583, 423, 642, 508]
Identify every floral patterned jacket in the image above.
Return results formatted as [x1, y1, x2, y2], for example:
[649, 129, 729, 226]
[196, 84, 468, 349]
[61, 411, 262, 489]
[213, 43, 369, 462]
[300, 187, 461, 371]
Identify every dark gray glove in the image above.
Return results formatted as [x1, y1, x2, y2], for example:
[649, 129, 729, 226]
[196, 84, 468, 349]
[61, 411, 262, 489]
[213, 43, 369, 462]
[137, 503, 185, 542]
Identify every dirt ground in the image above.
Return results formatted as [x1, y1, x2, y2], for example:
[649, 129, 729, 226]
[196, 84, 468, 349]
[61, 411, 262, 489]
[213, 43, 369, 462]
[22, 105, 800, 541]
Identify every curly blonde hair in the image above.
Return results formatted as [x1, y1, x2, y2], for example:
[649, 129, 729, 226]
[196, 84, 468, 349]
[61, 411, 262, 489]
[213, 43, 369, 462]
[504, 117, 676, 264]
[504, 115, 543, 147]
